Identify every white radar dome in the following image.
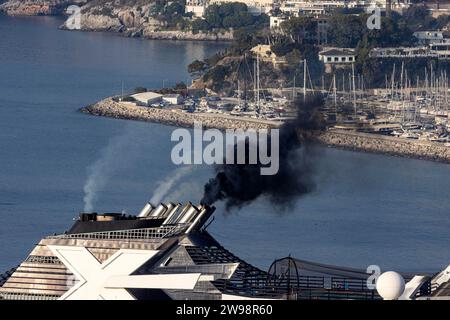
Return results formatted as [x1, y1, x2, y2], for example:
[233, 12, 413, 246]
[376, 271, 405, 300]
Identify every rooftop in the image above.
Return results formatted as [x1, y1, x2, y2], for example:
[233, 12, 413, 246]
[131, 91, 163, 101]
[320, 48, 355, 56]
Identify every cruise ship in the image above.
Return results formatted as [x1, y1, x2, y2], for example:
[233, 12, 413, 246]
[0, 201, 449, 300]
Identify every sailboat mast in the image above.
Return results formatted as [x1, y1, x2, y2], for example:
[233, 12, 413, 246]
[333, 73, 337, 107]
[303, 59, 307, 102]
[352, 63, 356, 117]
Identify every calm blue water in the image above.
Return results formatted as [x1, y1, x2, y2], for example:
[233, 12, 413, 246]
[0, 15, 449, 274]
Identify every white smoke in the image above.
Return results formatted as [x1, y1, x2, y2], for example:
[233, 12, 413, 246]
[149, 166, 193, 204]
[165, 180, 202, 203]
[83, 126, 144, 212]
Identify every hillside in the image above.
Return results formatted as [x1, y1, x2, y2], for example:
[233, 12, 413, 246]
[0, 0, 87, 15]
[0, 0, 240, 40]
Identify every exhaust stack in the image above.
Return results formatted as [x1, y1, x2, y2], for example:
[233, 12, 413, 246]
[150, 203, 168, 219]
[161, 203, 181, 222]
[137, 202, 154, 218]
[185, 205, 215, 234]
[177, 205, 199, 224]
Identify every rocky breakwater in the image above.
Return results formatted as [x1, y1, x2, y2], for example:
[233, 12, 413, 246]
[141, 29, 233, 41]
[81, 98, 280, 131]
[0, 0, 86, 16]
[316, 129, 450, 164]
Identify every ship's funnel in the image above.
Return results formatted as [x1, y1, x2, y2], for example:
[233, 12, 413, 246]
[150, 203, 168, 219]
[163, 202, 191, 225]
[162, 202, 176, 218]
[177, 204, 199, 224]
[137, 202, 154, 218]
[163, 203, 181, 220]
[185, 205, 215, 234]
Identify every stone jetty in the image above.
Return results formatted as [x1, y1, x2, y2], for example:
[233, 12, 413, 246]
[316, 130, 450, 164]
[82, 98, 450, 164]
[81, 98, 281, 131]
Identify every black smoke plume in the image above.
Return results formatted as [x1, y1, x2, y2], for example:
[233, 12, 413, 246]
[201, 95, 325, 210]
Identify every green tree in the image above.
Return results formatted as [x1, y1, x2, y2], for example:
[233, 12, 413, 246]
[188, 60, 207, 73]
[174, 82, 187, 90]
[134, 87, 147, 93]
[328, 14, 365, 48]
[270, 42, 295, 57]
[191, 18, 210, 33]
[204, 65, 229, 82]
[280, 16, 317, 44]
[402, 5, 434, 31]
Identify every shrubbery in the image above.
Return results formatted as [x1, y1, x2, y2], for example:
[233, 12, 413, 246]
[134, 87, 147, 93]
[188, 60, 207, 74]
[191, 3, 268, 33]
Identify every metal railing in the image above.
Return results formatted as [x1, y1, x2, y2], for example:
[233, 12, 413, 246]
[0, 267, 17, 287]
[47, 224, 189, 240]
[0, 292, 59, 300]
[25, 255, 62, 265]
[214, 274, 379, 300]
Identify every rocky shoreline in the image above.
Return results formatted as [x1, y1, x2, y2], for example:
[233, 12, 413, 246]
[138, 30, 233, 42]
[0, 0, 85, 16]
[1, 0, 234, 42]
[82, 98, 450, 164]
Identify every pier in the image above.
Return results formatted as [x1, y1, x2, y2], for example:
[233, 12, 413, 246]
[81, 98, 282, 130]
[81, 97, 450, 164]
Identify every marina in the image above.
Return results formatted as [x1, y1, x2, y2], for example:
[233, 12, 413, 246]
[81, 57, 450, 164]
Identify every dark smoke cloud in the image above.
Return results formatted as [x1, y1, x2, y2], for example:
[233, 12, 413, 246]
[201, 96, 325, 210]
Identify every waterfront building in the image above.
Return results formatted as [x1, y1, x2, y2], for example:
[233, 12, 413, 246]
[131, 92, 163, 106]
[319, 48, 356, 63]
[185, 0, 274, 17]
[185, 0, 208, 17]
[429, 40, 450, 59]
[278, 0, 411, 16]
[270, 15, 288, 29]
[370, 46, 439, 59]
[371, 39, 450, 60]
[413, 31, 445, 45]
[319, 48, 356, 73]
[163, 94, 184, 105]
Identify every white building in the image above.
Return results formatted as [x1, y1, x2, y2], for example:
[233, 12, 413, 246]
[270, 15, 288, 29]
[429, 40, 450, 59]
[319, 48, 356, 64]
[413, 31, 445, 45]
[370, 46, 438, 59]
[163, 94, 184, 105]
[279, 0, 411, 16]
[209, 0, 275, 15]
[185, 0, 274, 17]
[185, 0, 208, 17]
[131, 92, 163, 106]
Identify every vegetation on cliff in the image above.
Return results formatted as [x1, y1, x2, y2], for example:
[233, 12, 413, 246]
[190, 3, 268, 34]
[189, 6, 449, 94]
[1, 0, 268, 39]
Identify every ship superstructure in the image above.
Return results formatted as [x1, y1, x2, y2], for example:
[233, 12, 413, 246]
[0, 201, 449, 300]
